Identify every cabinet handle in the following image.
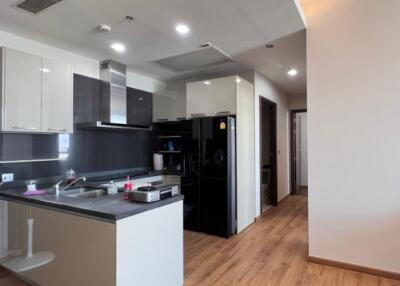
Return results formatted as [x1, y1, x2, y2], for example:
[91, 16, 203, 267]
[190, 113, 206, 118]
[215, 111, 231, 116]
[12, 126, 37, 131]
[48, 128, 67, 132]
[157, 119, 169, 122]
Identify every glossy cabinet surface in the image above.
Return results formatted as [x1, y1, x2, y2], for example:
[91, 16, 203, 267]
[127, 87, 152, 127]
[1, 47, 73, 133]
[42, 58, 73, 133]
[0, 199, 183, 286]
[186, 75, 238, 118]
[153, 89, 186, 122]
[1, 201, 116, 286]
[2, 47, 42, 132]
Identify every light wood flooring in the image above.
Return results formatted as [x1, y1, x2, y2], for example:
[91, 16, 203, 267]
[1, 195, 400, 286]
[184, 196, 400, 286]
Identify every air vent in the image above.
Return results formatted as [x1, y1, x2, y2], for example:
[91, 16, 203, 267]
[15, 0, 63, 15]
[153, 45, 233, 73]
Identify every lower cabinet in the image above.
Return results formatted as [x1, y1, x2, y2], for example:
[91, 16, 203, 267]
[0, 200, 184, 286]
[2, 202, 116, 286]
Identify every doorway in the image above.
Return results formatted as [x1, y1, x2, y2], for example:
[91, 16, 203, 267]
[290, 109, 308, 196]
[259, 97, 278, 213]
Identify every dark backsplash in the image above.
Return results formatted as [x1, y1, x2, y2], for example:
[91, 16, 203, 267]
[0, 74, 153, 183]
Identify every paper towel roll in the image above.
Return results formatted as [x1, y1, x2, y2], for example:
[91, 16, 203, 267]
[153, 153, 164, 171]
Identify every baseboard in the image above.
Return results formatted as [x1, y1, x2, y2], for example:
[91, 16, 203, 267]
[307, 256, 400, 281]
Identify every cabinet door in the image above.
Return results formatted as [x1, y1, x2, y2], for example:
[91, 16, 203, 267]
[3, 48, 42, 132]
[186, 81, 212, 117]
[186, 76, 237, 118]
[42, 58, 73, 133]
[210, 76, 237, 115]
[127, 88, 153, 126]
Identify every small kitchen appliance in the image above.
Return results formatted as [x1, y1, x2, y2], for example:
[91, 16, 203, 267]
[129, 184, 179, 203]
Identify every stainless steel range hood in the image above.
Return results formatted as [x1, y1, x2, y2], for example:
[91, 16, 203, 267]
[77, 60, 152, 131]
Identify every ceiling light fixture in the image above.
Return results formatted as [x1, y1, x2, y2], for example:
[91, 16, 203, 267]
[111, 43, 126, 53]
[287, 68, 298, 77]
[41, 68, 51, 73]
[175, 24, 190, 35]
[99, 24, 112, 33]
[235, 78, 241, 83]
[204, 81, 211, 85]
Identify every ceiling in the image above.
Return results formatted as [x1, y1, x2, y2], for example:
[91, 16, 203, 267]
[0, 0, 306, 96]
[237, 30, 307, 96]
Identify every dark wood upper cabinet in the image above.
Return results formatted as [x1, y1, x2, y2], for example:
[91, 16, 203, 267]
[127, 87, 153, 127]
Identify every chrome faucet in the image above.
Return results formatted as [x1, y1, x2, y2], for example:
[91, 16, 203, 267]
[54, 177, 86, 196]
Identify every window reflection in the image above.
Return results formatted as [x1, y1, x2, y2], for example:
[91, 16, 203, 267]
[58, 134, 69, 160]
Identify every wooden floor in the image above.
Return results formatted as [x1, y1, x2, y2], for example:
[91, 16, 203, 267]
[184, 196, 400, 286]
[1, 196, 400, 286]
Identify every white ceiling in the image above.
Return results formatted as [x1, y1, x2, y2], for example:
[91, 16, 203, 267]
[236, 30, 307, 96]
[0, 0, 306, 96]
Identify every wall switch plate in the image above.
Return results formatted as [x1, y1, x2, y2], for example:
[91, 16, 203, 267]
[2, 173, 14, 182]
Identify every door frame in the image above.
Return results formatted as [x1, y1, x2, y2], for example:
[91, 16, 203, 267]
[289, 109, 307, 195]
[259, 96, 278, 209]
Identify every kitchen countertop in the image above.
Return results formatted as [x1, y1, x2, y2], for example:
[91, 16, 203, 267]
[0, 172, 183, 223]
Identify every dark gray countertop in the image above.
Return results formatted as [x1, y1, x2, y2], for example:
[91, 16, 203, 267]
[0, 172, 183, 223]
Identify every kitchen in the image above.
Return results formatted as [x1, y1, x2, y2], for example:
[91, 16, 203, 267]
[0, 1, 306, 285]
[0, 41, 255, 286]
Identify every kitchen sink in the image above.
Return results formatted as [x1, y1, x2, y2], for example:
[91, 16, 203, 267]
[63, 187, 108, 199]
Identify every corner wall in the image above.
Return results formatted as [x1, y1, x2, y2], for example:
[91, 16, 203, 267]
[306, 0, 400, 272]
[254, 72, 290, 216]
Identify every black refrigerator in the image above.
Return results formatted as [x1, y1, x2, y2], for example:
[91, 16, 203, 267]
[181, 116, 236, 238]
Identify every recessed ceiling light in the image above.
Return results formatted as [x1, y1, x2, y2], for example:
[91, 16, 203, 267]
[99, 24, 112, 33]
[287, 68, 298, 77]
[175, 24, 190, 35]
[204, 81, 211, 85]
[111, 42, 126, 53]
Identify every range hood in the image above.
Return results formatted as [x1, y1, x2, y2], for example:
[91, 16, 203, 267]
[77, 60, 152, 131]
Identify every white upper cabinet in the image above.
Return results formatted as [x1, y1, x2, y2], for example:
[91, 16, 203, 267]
[186, 75, 239, 118]
[1, 47, 73, 133]
[153, 88, 186, 122]
[2, 48, 42, 132]
[42, 58, 73, 133]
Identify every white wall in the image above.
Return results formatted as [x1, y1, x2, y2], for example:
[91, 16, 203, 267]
[289, 94, 307, 110]
[306, 0, 400, 272]
[0, 30, 99, 78]
[295, 112, 308, 186]
[126, 70, 166, 94]
[254, 71, 290, 216]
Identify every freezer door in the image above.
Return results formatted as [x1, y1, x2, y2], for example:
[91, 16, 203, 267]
[181, 119, 201, 231]
[200, 116, 236, 237]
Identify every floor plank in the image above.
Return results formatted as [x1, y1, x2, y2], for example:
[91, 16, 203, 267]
[1, 196, 400, 286]
[184, 196, 400, 286]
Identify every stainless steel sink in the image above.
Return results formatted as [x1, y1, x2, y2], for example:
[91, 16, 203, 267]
[63, 187, 108, 199]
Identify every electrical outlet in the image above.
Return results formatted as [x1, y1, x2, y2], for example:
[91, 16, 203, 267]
[2, 173, 14, 182]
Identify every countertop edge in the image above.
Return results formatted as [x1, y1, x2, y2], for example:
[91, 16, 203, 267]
[0, 192, 184, 224]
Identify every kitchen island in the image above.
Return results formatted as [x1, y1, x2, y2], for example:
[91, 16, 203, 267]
[0, 178, 183, 286]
